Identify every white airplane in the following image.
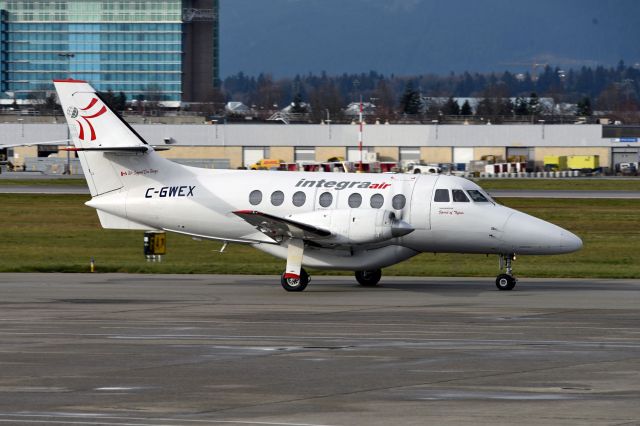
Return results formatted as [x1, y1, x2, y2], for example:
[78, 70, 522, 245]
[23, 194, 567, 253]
[53, 79, 582, 292]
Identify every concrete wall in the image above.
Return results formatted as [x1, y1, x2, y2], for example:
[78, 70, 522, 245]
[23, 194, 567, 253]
[421, 147, 452, 163]
[374, 146, 399, 162]
[157, 146, 242, 168]
[316, 147, 346, 162]
[474, 147, 507, 161]
[269, 146, 294, 163]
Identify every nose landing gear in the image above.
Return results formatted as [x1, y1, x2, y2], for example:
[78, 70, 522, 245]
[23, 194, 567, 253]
[496, 254, 517, 290]
[281, 268, 310, 292]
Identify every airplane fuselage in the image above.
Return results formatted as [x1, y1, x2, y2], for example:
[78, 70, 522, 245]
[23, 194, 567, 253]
[87, 165, 582, 270]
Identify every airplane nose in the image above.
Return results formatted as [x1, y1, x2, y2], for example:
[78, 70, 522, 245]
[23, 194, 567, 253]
[561, 230, 583, 252]
[502, 212, 583, 254]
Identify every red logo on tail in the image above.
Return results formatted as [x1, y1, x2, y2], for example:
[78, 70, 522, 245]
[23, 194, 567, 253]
[75, 98, 107, 141]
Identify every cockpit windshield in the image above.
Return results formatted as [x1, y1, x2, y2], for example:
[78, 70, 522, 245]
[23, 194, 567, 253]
[466, 190, 490, 202]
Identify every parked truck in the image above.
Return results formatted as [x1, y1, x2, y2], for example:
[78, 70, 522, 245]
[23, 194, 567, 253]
[543, 155, 568, 172]
[544, 155, 601, 174]
[567, 155, 600, 173]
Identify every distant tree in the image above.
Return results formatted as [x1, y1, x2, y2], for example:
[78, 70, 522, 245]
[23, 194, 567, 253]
[576, 97, 593, 116]
[99, 90, 117, 110]
[475, 98, 494, 117]
[45, 93, 58, 114]
[374, 79, 395, 120]
[460, 100, 472, 116]
[115, 91, 127, 112]
[399, 82, 422, 114]
[498, 98, 514, 116]
[527, 92, 540, 115]
[442, 97, 460, 115]
[290, 93, 307, 113]
[514, 97, 529, 115]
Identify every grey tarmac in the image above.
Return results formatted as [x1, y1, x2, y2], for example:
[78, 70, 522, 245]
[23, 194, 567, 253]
[0, 273, 639, 425]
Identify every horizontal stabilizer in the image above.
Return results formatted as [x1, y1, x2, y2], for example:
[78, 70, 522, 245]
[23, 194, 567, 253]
[233, 210, 331, 242]
[61, 146, 148, 153]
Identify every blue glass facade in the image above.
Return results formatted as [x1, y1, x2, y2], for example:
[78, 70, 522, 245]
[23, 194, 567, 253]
[0, 1, 199, 104]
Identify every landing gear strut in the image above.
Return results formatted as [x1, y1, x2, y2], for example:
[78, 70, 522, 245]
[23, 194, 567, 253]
[355, 269, 382, 287]
[496, 254, 517, 291]
[281, 268, 310, 292]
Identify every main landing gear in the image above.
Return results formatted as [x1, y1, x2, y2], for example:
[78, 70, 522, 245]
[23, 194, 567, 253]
[355, 269, 382, 287]
[281, 268, 310, 292]
[496, 253, 517, 291]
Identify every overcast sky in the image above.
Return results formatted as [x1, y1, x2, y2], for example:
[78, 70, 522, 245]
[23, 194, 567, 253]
[220, 0, 640, 77]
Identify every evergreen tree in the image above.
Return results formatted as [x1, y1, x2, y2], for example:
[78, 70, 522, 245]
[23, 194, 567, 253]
[576, 97, 593, 116]
[460, 100, 473, 116]
[514, 97, 528, 115]
[442, 97, 460, 115]
[527, 92, 540, 115]
[290, 93, 307, 113]
[399, 82, 422, 115]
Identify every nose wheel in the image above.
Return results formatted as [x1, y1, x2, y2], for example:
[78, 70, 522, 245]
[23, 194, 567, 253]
[496, 254, 517, 290]
[281, 268, 310, 292]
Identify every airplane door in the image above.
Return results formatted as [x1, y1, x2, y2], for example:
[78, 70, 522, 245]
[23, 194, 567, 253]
[389, 174, 418, 224]
[409, 175, 433, 230]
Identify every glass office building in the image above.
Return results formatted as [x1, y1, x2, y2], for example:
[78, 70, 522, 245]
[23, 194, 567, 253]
[0, 0, 218, 105]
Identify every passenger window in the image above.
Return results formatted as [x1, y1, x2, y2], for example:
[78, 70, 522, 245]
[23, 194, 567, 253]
[348, 193, 362, 208]
[249, 190, 262, 205]
[370, 193, 384, 209]
[452, 189, 470, 202]
[392, 194, 406, 210]
[292, 191, 306, 207]
[271, 190, 284, 206]
[467, 190, 489, 202]
[319, 192, 333, 207]
[434, 189, 450, 202]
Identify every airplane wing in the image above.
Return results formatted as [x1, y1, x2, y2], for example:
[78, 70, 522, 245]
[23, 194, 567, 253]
[233, 210, 331, 242]
[0, 139, 71, 149]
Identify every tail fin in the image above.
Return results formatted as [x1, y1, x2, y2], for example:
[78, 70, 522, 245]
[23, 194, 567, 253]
[54, 79, 159, 196]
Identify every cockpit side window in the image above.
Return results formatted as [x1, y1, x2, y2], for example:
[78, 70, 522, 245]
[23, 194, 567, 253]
[434, 189, 450, 202]
[466, 190, 489, 202]
[452, 189, 470, 202]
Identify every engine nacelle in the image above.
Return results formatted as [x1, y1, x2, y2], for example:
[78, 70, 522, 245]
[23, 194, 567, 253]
[288, 209, 413, 245]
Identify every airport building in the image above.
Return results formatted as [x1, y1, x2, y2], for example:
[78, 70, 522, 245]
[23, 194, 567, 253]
[0, 0, 219, 105]
[3, 121, 639, 174]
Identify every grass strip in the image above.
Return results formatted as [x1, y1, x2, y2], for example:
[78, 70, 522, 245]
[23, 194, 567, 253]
[0, 194, 638, 278]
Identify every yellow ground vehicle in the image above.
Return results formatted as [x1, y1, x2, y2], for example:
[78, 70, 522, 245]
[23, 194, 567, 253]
[543, 155, 568, 171]
[544, 155, 600, 173]
[250, 159, 283, 170]
[567, 155, 599, 172]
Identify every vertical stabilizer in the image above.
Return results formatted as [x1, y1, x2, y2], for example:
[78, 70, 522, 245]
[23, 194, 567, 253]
[54, 79, 150, 196]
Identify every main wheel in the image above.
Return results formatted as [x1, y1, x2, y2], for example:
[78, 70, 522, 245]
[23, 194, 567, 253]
[495, 273, 517, 291]
[281, 268, 309, 292]
[355, 269, 382, 287]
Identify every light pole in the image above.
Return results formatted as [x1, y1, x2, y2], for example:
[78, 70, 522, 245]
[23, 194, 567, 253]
[325, 109, 331, 139]
[58, 53, 75, 175]
[538, 119, 545, 139]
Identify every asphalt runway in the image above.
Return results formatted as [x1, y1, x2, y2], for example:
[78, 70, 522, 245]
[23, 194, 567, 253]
[2, 185, 640, 198]
[0, 274, 639, 425]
